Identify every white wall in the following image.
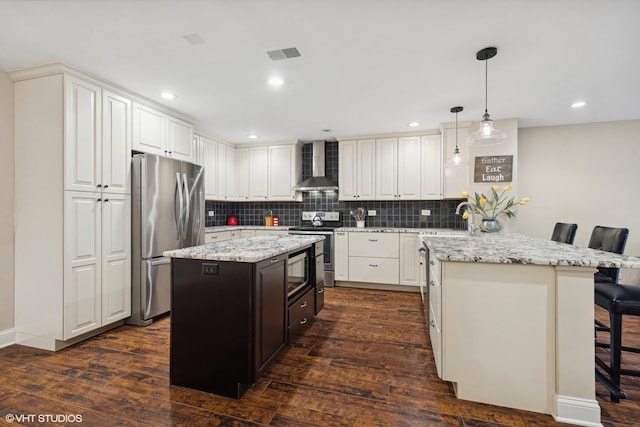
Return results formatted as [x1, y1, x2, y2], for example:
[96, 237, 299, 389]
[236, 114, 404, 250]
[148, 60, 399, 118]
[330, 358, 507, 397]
[517, 120, 640, 283]
[0, 70, 15, 334]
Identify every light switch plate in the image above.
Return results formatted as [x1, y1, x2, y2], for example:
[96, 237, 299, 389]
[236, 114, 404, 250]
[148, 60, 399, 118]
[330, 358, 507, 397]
[421, 209, 431, 216]
[368, 210, 377, 216]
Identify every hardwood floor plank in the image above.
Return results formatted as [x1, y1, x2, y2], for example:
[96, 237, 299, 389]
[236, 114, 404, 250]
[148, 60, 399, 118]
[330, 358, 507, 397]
[1, 287, 639, 426]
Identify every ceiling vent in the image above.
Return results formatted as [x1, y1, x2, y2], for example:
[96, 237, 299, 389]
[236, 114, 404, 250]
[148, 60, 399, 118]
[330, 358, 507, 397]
[182, 33, 206, 45]
[266, 47, 301, 61]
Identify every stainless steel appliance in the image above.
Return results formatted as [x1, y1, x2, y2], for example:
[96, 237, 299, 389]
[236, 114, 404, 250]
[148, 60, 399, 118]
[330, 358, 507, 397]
[129, 153, 205, 325]
[288, 211, 341, 287]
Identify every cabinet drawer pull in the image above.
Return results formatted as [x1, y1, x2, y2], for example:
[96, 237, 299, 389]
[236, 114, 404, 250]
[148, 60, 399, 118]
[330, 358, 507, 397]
[429, 280, 435, 287]
[430, 320, 435, 327]
[270, 258, 279, 263]
[300, 317, 308, 325]
[300, 301, 308, 308]
[369, 264, 378, 267]
[429, 261, 435, 266]
[317, 288, 324, 294]
[368, 239, 378, 242]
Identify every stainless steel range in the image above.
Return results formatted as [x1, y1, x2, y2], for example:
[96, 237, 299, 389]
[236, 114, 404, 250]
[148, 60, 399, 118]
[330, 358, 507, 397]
[288, 211, 342, 287]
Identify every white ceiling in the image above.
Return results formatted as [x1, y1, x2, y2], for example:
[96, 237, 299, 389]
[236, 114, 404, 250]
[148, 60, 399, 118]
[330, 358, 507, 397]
[2, 0, 639, 144]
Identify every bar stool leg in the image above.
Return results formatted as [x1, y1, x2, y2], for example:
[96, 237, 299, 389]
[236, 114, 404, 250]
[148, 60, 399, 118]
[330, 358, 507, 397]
[610, 311, 623, 403]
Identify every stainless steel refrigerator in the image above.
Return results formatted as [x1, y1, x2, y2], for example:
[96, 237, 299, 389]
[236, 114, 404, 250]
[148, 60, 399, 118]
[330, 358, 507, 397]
[128, 153, 204, 326]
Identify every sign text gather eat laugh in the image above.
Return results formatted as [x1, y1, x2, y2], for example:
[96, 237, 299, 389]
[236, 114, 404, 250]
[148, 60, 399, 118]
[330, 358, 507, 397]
[474, 155, 513, 183]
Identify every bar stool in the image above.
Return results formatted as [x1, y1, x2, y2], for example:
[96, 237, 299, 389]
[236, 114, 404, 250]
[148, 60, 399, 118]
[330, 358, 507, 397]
[551, 222, 578, 244]
[589, 225, 636, 402]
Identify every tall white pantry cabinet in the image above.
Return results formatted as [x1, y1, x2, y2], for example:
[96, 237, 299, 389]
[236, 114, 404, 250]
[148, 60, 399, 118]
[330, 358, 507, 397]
[14, 70, 132, 350]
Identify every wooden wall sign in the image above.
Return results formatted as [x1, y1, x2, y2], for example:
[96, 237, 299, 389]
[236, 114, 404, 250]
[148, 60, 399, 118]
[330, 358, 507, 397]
[474, 155, 513, 183]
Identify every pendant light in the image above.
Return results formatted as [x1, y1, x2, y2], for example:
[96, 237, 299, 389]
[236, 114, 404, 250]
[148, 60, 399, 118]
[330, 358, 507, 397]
[444, 106, 466, 168]
[466, 47, 506, 146]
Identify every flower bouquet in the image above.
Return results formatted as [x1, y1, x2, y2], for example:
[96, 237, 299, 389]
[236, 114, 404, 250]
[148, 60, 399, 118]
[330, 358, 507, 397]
[461, 185, 529, 232]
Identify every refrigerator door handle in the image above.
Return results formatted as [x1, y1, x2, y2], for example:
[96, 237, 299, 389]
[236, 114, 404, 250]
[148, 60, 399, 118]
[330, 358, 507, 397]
[150, 257, 171, 266]
[175, 172, 184, 240]
[182, 172, 190, 242]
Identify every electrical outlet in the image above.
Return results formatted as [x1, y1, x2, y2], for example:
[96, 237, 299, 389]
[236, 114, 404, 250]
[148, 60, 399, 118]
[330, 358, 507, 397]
[421, 209, 431, 216]
[368, 210, 377, 216]
[208, 210, 215, 217]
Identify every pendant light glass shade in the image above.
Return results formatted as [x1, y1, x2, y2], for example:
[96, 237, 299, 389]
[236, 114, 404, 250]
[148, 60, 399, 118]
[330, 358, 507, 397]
[445, 106, 466, 169]
[466, 47, 506, 146]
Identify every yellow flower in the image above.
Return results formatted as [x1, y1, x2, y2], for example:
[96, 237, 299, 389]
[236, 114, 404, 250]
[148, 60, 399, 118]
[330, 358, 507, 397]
[479, 197, 487, 205]
[461, 191, 469, 198]
[504, 184, 513, 191]
[518, 197, 530, 205]
[492, 185, 500, 192]
[462, 211, 469, 220]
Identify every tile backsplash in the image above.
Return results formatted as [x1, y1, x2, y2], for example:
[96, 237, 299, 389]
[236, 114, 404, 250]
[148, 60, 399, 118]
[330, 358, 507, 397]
[205, 141, 466, 229]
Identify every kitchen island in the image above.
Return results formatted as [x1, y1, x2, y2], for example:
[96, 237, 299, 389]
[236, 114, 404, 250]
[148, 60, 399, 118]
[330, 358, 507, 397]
[422, 233, 640, 427]
[163, 234, 324, 398]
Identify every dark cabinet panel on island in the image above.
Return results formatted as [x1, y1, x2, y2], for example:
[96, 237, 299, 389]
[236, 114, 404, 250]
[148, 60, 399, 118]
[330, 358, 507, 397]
[169, 255, 286, 399]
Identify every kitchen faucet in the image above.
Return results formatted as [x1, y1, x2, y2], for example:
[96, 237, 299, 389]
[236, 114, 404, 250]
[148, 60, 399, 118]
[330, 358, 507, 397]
[456, 201, 479, 236]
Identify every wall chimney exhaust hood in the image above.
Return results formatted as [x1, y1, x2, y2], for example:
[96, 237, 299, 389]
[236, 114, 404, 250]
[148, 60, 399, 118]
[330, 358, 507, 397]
[293, 140, 338, 191]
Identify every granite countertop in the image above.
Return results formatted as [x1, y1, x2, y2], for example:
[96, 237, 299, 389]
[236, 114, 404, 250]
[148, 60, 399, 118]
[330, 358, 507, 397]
[164, 234, 324, 263]
[206, 226, 291, 233]
[423, 233, 640, 269]
[337, 227, 462, 234]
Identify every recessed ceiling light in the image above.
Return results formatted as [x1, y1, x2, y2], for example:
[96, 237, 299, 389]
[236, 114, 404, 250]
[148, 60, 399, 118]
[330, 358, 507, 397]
[268, 76, 284, 87]
[571, 101, 586, 108]
[408, 122, 420, 127]
[248, 134, 258, 139]
[161, 92, 176, 100]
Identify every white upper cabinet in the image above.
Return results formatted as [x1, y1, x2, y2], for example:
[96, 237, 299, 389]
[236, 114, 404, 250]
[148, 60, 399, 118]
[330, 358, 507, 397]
[341, 133, 442, 201]
[339, 139, 376, 201]
[375, 137, 398, 200]
[236, 148, 250, 200]
[221, 144, 237, 200]
[167, 116, 194, 161]
[132, 102, 165, 155]
[132, 102, 195, 162]
[421, 134, 442, 199]
[268, 144, 300, 201]
[202, 136, 219, 200]
[397, 136, 422, 199]
[102, 90, 132, 195]
[64, 76, 102, 193]
[249, 146, 269, 200]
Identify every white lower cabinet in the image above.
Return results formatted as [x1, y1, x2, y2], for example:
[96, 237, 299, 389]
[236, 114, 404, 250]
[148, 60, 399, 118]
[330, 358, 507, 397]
[334, 231, 349, 280]
[64, 191, 131, 339]
[205, 231, 233, 243]
[399, 233, 421, 286]
[347, 232, 399, 285]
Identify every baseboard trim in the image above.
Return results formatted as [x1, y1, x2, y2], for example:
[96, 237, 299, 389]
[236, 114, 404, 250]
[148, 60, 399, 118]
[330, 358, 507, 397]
[554, 394, 602, 427]
[335, 281, 419, 293]
[0, 328, 16, 349]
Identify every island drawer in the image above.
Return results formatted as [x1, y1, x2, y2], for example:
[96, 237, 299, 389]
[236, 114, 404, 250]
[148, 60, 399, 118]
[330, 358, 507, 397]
[348, 232, 399, 258]
[288, 292, 316, 342]
[288, 287, 315, 326]
[428, 303, 442, 378]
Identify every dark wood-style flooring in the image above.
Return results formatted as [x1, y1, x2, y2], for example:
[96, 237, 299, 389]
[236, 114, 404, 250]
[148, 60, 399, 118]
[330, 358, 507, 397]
[1, 287, 640, 426]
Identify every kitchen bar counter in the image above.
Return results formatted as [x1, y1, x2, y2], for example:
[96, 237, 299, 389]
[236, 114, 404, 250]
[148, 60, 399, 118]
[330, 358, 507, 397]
[164, 234, 324, 263]
[339, 227, 462, 234]
[424, 232, 640, 268]
[421, 232, 640, 427]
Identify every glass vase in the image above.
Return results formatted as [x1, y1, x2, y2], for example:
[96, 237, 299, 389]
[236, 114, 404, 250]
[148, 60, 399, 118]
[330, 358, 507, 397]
[480, 217, 502, 233]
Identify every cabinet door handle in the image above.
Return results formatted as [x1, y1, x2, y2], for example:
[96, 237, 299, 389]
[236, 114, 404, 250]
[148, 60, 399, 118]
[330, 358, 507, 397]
[104, 185, 109, 189]
[430, 320, 435, 327]
[429, 261, 435, 266]
[317, 288, 324, 294]
[96, 184, 102, 188]
[300, 301, 308, 308]
[300, 318, 308, 325]
[429, 280, 435, 287]
[418, 247, 426, 254]
[97, 198, 102, 202]
[368, 239, 378, 242]
[103, 199, 109, 203]
[369, 264, 378, 267]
